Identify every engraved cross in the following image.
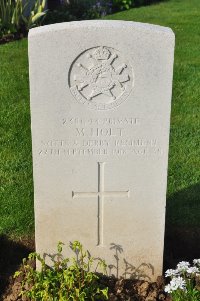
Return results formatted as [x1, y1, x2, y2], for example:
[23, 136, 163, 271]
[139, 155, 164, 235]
[72, 162, 130, 246]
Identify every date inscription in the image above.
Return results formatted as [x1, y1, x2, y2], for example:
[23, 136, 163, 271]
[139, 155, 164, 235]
[37, 117, 163, 157]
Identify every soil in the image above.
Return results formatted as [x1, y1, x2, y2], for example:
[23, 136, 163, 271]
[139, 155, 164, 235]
[0, 235, 34, 301]
[1, 226, 200, 300]
[0, 33, 26, 45]
[2, 271, 171, 301]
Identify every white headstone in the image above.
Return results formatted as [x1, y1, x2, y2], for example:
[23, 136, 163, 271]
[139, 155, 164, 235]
[29, 20, 175, 280]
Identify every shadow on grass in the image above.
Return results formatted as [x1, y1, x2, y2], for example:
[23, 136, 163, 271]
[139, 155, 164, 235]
[164, 182, 200, 271]
[0, 235, 34, 300]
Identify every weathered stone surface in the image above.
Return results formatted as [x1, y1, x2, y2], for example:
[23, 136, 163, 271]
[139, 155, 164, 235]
[29, 20, 175, 280]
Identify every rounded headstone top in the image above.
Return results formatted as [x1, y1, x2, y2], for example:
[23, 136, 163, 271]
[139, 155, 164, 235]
[29, 20, 175, 40]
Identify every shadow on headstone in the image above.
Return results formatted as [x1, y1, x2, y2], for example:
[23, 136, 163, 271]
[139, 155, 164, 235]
[43, 241, 155, 281]
[108, 243, 154, 281]
[164, 182, 200, 271]
[0, 235, 34, 299]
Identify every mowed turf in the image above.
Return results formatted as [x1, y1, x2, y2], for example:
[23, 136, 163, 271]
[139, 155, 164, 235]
[0, 39, 34, 236]
[0, 0, 200, 237]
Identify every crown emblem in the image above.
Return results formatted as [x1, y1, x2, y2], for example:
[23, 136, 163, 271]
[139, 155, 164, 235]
[92, 46, 111, 61]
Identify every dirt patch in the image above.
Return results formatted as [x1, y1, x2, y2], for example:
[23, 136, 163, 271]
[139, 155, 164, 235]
[0, 33, 26, 45]
[102, 276, 171, 300]
[0, 235, 34, 301]
[3, 266, 170, 301]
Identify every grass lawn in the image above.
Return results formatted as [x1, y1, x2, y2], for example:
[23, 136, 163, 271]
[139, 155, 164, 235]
[0, 39, 34, 236]
[0, 0, 200, 238]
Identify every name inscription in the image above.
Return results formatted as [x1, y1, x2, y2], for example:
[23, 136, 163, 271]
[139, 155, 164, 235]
[38, 117, 163, 157]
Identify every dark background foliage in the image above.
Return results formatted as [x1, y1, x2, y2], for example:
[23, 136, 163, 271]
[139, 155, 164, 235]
[44, 0, 166, 25]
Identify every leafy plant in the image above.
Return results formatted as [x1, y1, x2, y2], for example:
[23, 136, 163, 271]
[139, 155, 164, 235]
[0, 0, 17, 35]
[0, 0, 47, 37]
[14, 241, 108, 301]
[112, 0, 133, 10]
[22, 0, 47, 31]
[165, 259, 200, 301]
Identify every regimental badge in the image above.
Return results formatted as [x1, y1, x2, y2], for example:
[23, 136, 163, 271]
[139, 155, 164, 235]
[69, 46, 134, 110]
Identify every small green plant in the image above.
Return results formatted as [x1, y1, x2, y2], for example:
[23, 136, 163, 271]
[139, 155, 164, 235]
[165, 259, 200, 301]
[14, 241, 108, 301]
